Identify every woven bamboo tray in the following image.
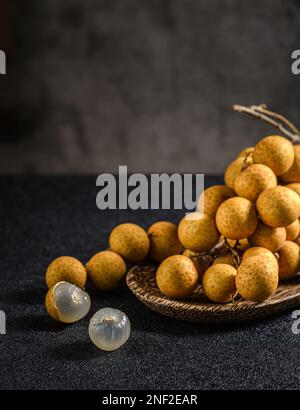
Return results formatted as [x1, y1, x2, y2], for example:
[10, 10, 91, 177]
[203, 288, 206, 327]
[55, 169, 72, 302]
[126, 264, 300, 323]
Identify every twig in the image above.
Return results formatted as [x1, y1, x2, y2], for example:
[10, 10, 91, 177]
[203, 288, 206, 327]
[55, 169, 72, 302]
[233, 104, 300, 143]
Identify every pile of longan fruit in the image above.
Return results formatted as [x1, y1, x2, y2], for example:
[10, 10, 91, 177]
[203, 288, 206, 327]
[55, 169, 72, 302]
[45, 134, 300, 312]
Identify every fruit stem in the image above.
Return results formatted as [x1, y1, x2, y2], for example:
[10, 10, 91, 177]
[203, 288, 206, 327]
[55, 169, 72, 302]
[233, 104, 300, 143]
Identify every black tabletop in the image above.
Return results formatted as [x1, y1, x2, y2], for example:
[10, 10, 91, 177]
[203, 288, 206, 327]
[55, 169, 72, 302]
[0, 175, 299, 390]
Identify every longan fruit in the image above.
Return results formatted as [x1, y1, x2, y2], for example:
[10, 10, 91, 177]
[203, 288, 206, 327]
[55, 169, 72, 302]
[224, 158, 247, 189]
[86, 250, 126, 290]
[197, 185, 235, 217]
[156, 255, 198, 299]
[256, 186, 300, 228]
[249, 222, 286, 252]
[286, 219, 300, 241]
[216, 197, 258, 240]
[46, 256, 87, 289]
[182, 249, 211, 280]
[281, 145, 300, 183]
[242, 246, 278, 268]
[237, 147, 254, 159]
[147, 221, 183, 263]
[277, 241, 300, 280]
[202, 264, 237, 303]
[178, 212, 220, 252]
[286, 183, 300, 196]
[252, 135, 294, 176]
[109, 223, 150, 262]
[234, 164, 277, 202]
[236, 255, 279, 302]
[213, 253, 235, 267]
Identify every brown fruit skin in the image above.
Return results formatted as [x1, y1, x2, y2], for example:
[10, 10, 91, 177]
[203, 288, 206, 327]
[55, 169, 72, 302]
[46, 256, 87, 289]
[286, 219, 300, 241]
[156, 255, 198, 299]
[286, 183, 300, 196]
[178, 212, 219, 252]
[216, 197, 258, 240]
[252, 135, 294, 176]
[237, 147, 254, 159]
[203, 264, 237, 303]
[236, 256, 279, 302]
[147, 221, 183, 263]
[277, 241, 300, 280]
[234, 164, 277, 202]
[198, 185, 235, 217]
[86, 250, 126, 291]
[182, 249, 211, 281]
[109, 223, 150, 262]
[281, 145, 300, 183]
[242, 247, 278, 268]
[249, 222, 286, 252]
[45, 285, 60, 322]
[213, 253, 235, 267]
[224, 158, 247, 189]
[256, 186, 300, 228]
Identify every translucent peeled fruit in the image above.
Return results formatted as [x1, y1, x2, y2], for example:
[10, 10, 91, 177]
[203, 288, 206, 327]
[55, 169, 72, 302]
[89, 308, 131, 351]
[45, 281, 91, 323]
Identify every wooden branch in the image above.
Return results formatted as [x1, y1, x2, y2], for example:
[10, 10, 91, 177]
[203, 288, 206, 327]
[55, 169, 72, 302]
[233, 104, 300, 143]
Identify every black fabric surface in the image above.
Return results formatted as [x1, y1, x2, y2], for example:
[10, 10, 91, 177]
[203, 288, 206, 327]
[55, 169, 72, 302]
[0, 175, 300, 390]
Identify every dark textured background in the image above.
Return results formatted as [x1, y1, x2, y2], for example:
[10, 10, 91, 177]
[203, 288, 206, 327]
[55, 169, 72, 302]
[1, 176, 300, 390]
[0, 0, 300, 174]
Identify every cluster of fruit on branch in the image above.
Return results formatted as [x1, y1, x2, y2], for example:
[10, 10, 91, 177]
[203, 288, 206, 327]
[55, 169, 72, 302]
[44, 105, 300, 319]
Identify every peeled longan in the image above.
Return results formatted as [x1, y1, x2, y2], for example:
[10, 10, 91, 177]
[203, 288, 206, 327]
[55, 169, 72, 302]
[286, 219, 300, 241]
[156, 255, 198, 299]
[237, 147, 254, 159]
[148, 221, 183, 263]
[224, 158, 247, 189]
[109, 223, 150, 262]
[197, 185, 235, 217]
[277, 241, 300, 280]
[252, 135, 294, 176]
[216, 197, 258, 240]
[256, 186, 300, 228]
[202, 264, 237, 303]
[281, 145, 300, 183]
[236, 255, 279, 302]
[242, 246, 278, 268]
[86, 250, 126, 291]
[178, 212, 219, 252]
[286, 183, 300, 196]
[234, 164, 277, 202]
[182, 249, 211, 281]
[46, 256, 87, 289]
[249, 222, 286, 252]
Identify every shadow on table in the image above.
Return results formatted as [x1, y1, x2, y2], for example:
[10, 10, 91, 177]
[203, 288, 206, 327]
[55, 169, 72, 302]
[11, 314, 67, 333]
[127, 300, 288, 336]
